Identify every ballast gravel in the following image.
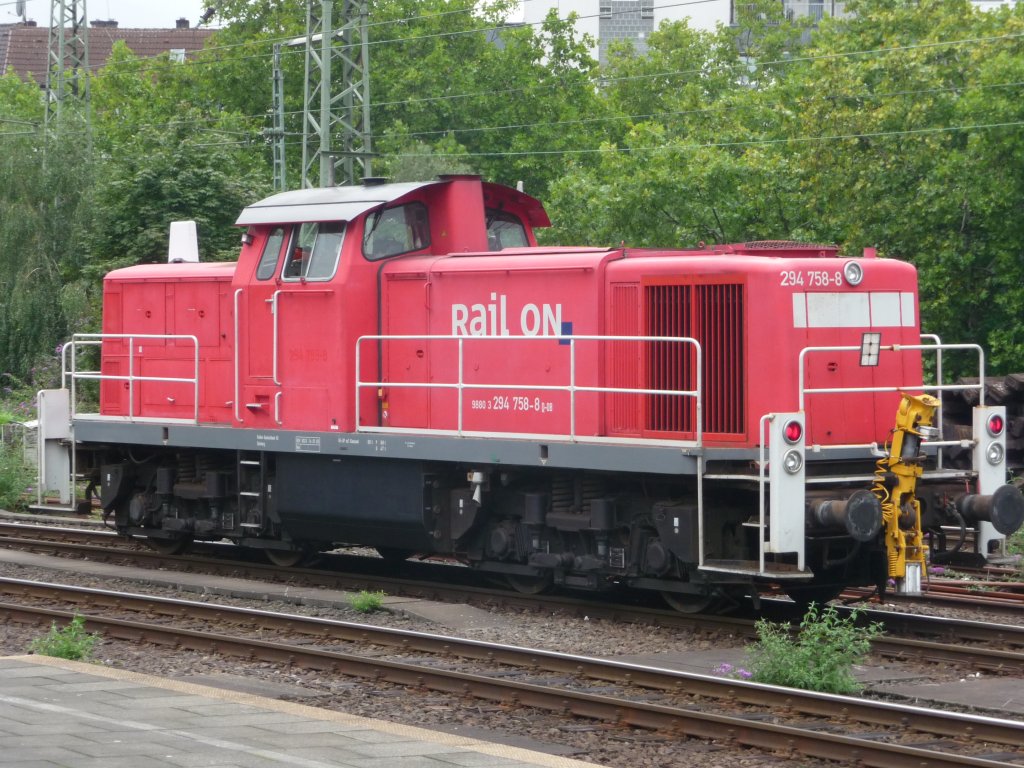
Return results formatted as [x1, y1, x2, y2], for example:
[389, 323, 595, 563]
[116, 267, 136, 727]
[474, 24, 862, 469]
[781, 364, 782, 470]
[0, 556, 1018, 768]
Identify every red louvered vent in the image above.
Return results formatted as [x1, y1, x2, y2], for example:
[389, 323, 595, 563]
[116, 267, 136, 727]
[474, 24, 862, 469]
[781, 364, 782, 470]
[644, 281, 745, 438]
[645, 284, 695, 433]
[608, 284, 642, 433]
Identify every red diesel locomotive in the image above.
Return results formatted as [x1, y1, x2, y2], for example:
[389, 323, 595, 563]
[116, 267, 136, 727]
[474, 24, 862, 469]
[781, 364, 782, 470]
[37, 175, 1024, 611]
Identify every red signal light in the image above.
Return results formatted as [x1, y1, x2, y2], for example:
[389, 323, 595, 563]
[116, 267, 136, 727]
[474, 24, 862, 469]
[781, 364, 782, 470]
[988, 413, 1005, 437]
[783, 420, 803, 444]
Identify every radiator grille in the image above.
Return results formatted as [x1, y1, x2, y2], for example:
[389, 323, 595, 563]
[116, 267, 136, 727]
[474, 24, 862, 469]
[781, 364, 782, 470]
[645, 281, 745, 437]
[609, 284, 641, 433]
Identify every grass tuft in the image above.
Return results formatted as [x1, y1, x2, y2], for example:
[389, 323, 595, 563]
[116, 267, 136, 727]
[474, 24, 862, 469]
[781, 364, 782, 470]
[349, 590, 387, 613]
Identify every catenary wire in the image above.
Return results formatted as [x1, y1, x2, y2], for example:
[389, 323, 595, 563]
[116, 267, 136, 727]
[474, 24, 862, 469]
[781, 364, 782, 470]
[143, 118, 1024, 155]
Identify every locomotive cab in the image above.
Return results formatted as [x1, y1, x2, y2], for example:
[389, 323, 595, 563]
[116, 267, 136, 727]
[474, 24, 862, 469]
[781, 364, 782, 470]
[229, 175, 550, 434]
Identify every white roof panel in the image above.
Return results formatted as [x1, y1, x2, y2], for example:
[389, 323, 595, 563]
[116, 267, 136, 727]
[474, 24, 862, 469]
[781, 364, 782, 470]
[235, 181, 434, 226]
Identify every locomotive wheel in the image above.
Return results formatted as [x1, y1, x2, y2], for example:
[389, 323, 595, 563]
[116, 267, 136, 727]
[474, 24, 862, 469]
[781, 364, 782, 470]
[265, 548, 307, 567]
[661, 590, 716, 614]
[506, 573, 553, 595]
[146, 536, 192, 556]
[376, 547, 413, 563]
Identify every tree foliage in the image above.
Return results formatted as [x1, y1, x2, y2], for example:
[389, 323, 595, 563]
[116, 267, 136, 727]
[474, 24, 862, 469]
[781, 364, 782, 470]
[0, 76, 92, 380]
[545, 0, 813, 246]
[548, 0, 1024, 372]
[87, 42, 269, 270]
[1, 0, 1024, 384]
[772, 0, 1024, 370]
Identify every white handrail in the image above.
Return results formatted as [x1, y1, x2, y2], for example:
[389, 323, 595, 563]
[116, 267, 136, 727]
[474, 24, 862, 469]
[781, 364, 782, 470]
[272, 290, 281, 386]
[798, 342, 984, 411]
[233, 289, 243, 423]
[355, 333, 703, 446]
[796, 340, 983, 455]
[757, 414, 772, 574]
[63, 333, 202, 423]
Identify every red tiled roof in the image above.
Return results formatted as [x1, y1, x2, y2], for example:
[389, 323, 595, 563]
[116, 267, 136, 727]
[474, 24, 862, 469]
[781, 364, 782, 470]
[0, 24, 215, 85]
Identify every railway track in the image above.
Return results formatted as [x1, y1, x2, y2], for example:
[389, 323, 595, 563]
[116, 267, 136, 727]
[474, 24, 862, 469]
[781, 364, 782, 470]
[2, 520, 1024, 674]
[842, 580, 1024, 615]
[3, 576, 1024, 768]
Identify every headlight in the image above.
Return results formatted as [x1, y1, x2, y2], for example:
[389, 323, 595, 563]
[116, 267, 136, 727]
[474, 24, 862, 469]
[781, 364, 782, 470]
[987, 413, 1005, 437]
[783, 449, 804, 474]
[783, 420, 803, 444]
[843, 260, 864, 286]
[986, 442, 1005, 466]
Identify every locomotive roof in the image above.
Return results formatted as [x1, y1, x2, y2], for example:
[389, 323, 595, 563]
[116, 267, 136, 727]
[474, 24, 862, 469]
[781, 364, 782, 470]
[236, 181, 431, 226]
[235, 178, 550, 227]
[105, 261, 237, 280]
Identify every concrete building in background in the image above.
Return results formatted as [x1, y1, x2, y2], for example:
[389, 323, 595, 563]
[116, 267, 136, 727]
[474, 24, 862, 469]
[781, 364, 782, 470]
[520, 0, 850, 64]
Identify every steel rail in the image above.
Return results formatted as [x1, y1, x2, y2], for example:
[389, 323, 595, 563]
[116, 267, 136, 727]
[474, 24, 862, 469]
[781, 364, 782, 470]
[1, 577, 1023, 750]
[2, 597, 1023, 767]
[840, 586, 1024, 618]
[871, 636, 1024, 673]
[3, 523, 1024, 672]
[927, 584, 1024, 602]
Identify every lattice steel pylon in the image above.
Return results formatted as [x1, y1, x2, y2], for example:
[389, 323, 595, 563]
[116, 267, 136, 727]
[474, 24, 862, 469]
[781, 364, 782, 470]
[45, 0, 90, 131]
[267, 44, 287, 192]
[300, 0, 373, 188]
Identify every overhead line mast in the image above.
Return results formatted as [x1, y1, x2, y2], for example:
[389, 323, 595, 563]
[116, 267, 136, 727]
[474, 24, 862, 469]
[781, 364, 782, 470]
[45, 0, 90, 133]
[268, 44, 287, 193]
[299, 0, 373, 189]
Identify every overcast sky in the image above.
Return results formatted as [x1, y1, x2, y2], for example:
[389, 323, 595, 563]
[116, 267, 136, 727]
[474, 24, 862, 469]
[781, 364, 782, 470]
[10, 1, 215, 29]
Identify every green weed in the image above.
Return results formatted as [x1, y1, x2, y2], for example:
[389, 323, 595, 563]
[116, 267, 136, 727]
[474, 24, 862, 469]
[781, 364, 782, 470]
[349, 590, 387, 613]
[747, 603, 883, 694]
[28, 615, 98, 661]
[1008, 527, 1024, 560]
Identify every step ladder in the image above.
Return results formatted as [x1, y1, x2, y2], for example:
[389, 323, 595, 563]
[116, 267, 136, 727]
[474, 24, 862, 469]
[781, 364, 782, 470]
[237, 451, 267, 533]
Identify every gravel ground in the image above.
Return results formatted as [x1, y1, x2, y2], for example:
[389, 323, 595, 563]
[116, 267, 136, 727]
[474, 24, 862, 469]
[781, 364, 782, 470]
[0, 554, 1018, 768]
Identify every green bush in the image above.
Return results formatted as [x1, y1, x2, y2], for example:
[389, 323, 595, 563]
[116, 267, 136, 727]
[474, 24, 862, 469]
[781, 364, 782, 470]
[349, 590, 387, 613]
[0, 437, 32, 511]
[28, 615, 98, 661]
[747, 603, 883, 694]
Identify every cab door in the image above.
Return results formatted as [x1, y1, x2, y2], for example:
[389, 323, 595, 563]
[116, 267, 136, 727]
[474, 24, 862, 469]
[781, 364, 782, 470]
[237, 223, 345, 430]
[236, 227, 287, 426]
[272, 222, 345, 431]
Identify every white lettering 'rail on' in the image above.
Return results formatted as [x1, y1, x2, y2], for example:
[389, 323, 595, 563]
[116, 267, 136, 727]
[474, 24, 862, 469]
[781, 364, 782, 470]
[451, 292, 562, 337]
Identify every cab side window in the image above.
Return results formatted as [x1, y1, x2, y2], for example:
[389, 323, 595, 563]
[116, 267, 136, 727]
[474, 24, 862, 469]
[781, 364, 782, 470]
[282, 222, 345, 281]
[486, 209, 528, 250]
[255, 227, 286, 280]
[363, 202, 430, 261]
[306, 222, 345, 279]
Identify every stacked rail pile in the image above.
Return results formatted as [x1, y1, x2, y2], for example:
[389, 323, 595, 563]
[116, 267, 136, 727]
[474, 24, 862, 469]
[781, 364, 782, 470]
[941, 373, 1024, 471]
